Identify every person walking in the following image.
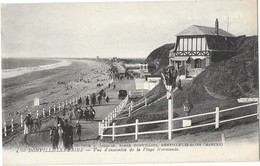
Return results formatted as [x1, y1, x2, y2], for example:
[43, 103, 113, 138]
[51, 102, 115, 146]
[63, 119, 74, 151]
[57, 124, 64, 148]
[86, 95, 90, 106]
[98, 94, 102, 105]
[23, 114, 31, 135]
[75, 121, 82, 141]
[50, 126, 59, 150]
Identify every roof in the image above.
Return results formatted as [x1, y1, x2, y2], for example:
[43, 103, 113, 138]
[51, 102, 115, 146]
[176, 25, 235, 37]
[206, 35, 237, 51]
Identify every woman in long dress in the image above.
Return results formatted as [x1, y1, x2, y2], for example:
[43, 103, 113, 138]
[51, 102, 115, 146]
[57, 124, 64, 148]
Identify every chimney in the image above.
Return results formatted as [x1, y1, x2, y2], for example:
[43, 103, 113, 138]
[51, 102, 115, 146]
[215, 18, 219, 36]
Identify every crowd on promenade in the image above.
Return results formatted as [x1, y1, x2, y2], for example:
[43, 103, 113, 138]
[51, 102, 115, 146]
[22, 84, 117, 151]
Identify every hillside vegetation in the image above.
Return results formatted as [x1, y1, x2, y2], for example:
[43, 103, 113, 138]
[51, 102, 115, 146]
[145, 43, 175, 75]
[187, 35, 258, 104]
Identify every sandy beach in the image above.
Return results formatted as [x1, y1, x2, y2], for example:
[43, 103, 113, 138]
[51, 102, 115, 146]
[2, 59, 110, 123]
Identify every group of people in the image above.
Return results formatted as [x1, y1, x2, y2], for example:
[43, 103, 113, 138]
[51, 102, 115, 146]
[50, 116, 82, 151]
[85, 90, 109, 107]
[23, 113, 41, 134]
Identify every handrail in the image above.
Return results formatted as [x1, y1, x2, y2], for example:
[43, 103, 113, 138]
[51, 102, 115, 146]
[172, 122, 216, 132]
[172, 111, 215, 121]
[220, 102, 258, 113]
[138, 130, 168, 135]
[220, 113, 258, 124]
[138, 119, 168, 125]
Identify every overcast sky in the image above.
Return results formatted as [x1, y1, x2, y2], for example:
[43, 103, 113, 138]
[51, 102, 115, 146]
[1, 0, 257, 59]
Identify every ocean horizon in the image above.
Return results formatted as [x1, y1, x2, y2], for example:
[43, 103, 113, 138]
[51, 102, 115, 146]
[1, 58, 71, 79]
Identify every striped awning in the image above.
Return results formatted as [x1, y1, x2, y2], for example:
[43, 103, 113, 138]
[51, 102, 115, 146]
[171, 56, 190, 61]
[190, 56, 207, 60]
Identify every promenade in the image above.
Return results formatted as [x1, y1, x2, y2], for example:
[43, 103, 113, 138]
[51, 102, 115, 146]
[3, 78, 136, 149]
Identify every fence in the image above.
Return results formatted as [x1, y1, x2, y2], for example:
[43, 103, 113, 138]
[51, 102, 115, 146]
[99, 95, 129, 132]
[99, 102, 259, 141]
[128, 90, 145, 98]
[3, 79, 114, 138]
[2, 95, 84, 137]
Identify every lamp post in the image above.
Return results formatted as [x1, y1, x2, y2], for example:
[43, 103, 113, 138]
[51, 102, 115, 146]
[161, 72, 175, 140]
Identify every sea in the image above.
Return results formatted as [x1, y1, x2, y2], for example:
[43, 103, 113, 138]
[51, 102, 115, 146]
[1, 58, 71, 79]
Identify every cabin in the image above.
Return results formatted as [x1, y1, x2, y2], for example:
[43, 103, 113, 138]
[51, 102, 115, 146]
[125, 63, 150, 77]
[169, 19, 237, 78]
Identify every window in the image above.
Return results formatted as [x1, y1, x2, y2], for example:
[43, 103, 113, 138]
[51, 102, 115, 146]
[194, 59, 202, 68]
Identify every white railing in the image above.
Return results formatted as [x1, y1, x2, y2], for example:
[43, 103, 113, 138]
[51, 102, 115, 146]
[128, 89, 145, 98]
[2, 94, 84, 137]
[99, 95, 129, 132]
[99, 102, 259, 141]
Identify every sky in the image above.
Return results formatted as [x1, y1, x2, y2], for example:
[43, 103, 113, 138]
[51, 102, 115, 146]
[1, 0, 258, 59]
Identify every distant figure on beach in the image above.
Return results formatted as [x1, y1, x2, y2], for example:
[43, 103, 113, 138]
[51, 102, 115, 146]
[86, 95, 90, 106]
[23, 114, 31, 134]
[113, 84, 116, 90]
[75, 121, 82, 141]
[105, 96, 109, 103]
[78, 97, 82, 105]
[98, 94, 102, 105]
[91, 93, 96, 106]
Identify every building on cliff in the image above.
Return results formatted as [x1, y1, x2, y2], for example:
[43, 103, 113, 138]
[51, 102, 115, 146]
[169, 19, 237, 78]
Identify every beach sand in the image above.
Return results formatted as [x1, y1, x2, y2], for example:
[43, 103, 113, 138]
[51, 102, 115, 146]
[2, 59, 110, 123]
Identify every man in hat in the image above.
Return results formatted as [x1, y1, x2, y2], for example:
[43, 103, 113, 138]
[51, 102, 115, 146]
[75, 121, 82, 141]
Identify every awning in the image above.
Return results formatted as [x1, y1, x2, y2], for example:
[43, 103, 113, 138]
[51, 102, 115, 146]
[171, 56, 189, 61]
[190, 56, 207, 60]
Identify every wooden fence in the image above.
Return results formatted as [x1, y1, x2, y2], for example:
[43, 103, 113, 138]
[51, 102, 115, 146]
[99, 102, 259, 141]
[99, 95, 129, 129]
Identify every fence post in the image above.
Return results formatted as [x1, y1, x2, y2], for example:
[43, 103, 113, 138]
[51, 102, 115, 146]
[145, 98, 147, 107]
[4, 122, 7, 137]
[135, 119, 139, 140]
[128, 106, 131, 117]
[110, 113, 113, 122]
[215, 107, 220, 129]
[257, 102, 260, 120]
[112, 122, 115, 141]
[11, 119, 14, 132]
[167, 91, 173, 140]
[21, 115, 23, 127]
[54, 105, 56, 114]
[105, 117, 108, 127]
[36, 110, 39, 118]
[48, 106, 51, 115]
[42, 108, 45, 117]
[66, 100, 68, 106]
[98, 122, 101, 136]
[131, 101, 133, 111]
[100, 123, 103, 140]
